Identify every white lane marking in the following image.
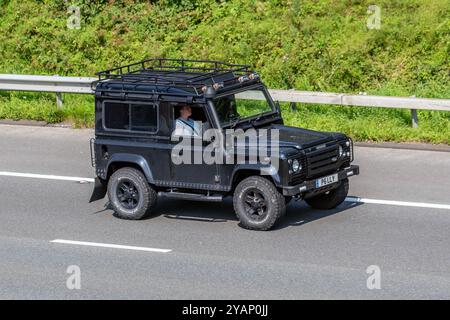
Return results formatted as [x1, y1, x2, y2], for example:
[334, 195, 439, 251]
[345, 196, 450, 210]
[50, 239, 172, 253]
[0, 171, 94, 183]
[1, 171, 450, 211]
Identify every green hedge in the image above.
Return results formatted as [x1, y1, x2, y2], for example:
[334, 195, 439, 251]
[0, 0, 448, 143]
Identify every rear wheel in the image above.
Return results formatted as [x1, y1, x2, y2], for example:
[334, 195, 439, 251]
[107, 167, 157, 220]
[305, 178, 349, 210]
[233, 176, 285, 231]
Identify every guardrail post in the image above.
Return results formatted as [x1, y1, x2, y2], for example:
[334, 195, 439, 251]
[289, 88, 297, 110]
[56, 92, 63, 109]
[411, 109, 418, 128]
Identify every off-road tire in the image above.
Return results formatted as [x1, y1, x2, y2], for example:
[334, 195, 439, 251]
[233, 176, 286, 231]
[305, 178, 349, 210]
[108, 167, 157, 220]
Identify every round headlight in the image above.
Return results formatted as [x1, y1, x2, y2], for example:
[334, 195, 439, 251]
[292, 159, 301, 172]
[338, 145, 344, 157]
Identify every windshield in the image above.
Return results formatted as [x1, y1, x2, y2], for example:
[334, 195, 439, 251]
[213, 87, 275, 127]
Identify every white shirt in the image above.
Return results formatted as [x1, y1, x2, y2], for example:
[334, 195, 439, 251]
[174, 118, 201, 137]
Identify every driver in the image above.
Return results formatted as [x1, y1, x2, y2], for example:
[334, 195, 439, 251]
[174, 105, 201, 137]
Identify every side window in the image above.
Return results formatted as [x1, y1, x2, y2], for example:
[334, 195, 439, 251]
[171, 104, 209, 138]
[103, 101, 158, 133]
[104, 102, 129, 130]
[131, 104, 157, 132]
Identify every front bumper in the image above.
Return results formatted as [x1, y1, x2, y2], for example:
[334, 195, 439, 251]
[282, 165, 359, 197]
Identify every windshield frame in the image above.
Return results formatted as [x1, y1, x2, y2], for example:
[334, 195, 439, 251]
[212, 84, 280, 129]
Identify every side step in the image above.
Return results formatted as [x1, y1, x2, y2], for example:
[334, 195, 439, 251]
[158, 191, 223, 202]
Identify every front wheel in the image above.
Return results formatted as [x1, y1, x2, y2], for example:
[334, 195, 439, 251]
[305, 178, 349, 210]
[107, 167, 157, 220]
[233, 176, 286, 231]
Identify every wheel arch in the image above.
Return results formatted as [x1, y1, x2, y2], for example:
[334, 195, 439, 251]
[230, 165, 282, 190]
[106, 153, 154, 184]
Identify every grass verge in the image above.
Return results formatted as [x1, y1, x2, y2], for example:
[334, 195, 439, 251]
[0, 92, 448, 144]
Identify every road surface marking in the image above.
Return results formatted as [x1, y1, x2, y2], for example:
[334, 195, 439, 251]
[50, 239, 172, 253]
[0, 171, 94, 183]
[345, 197, 450, 210]
[2, 171, 450, 210]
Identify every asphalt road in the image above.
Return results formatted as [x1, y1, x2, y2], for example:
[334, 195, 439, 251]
[0, 124, 449, 299]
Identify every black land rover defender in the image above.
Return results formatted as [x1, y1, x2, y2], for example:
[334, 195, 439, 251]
[89, 58, 359, 231]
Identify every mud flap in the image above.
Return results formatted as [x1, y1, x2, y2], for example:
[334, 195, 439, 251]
[89, 178, 107, 203]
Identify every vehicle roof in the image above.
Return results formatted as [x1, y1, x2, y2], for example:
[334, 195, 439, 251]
[93, 58, 260, 99]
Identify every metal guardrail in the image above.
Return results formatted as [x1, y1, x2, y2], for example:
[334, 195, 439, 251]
[0, 74, 96, 93]
[0, 74, 449, 127]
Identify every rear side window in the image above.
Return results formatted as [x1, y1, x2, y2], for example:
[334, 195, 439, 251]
[131, 104, 157, 132]
[104, 102, 129, 130]
[104, 102, 158, 133]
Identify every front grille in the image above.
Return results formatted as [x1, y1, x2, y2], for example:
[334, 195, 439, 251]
[288, 139, 353, 185]
[306, 144, 340, 178]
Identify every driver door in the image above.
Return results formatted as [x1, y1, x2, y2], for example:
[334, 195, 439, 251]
[169, 103, 219, 188]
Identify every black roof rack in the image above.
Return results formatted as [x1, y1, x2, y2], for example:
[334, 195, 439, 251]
[93, 58, 257, 97]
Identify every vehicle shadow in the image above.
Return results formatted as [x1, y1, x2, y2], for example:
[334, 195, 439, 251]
[274, 199, 363, 230]
[93, 196, 363, 229]
[92, 198, 234, 222]
[150, 195, 363, 230]
[157, 197, 236, 223]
